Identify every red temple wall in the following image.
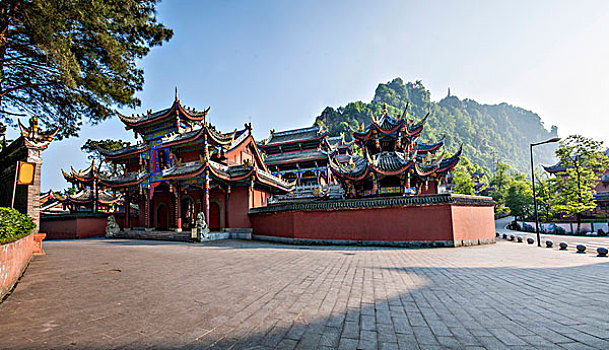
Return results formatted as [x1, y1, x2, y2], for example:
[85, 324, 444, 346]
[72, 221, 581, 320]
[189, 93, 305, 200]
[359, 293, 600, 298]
[180, 150, 200, 163]
[209, 188, 226, 228]
[0, 234, 37, 300]
[42, 215, 107, 239]
[451, 205, 495, 242]
[251, 188, 270, 208]
[419, 181, 438, 195]
[249, 196, 495, 246]
[227, 186, 252, 228]
[250, 205, 455, 242]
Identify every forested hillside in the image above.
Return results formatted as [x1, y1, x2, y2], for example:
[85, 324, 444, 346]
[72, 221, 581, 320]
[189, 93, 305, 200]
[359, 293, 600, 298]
[315, 78, 558, 174]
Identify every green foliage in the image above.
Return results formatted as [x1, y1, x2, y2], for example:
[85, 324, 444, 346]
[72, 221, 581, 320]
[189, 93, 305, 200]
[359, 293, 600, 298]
[535, 171, 559, 221]
[553, 135, 609, 221]
[505, 179, 533, 219]
[451, 156, 490, 195]
[315, 78, 558, 174]
[314, 119, 327, 132]
[490, 162, 516, 213]
[0, 207, 35, 245]
[0, 0, 173, 139]
[452, 169, 475, 195]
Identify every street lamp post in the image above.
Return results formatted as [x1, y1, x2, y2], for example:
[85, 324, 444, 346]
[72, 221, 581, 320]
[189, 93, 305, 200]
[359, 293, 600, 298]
[530, 137, 561, 247]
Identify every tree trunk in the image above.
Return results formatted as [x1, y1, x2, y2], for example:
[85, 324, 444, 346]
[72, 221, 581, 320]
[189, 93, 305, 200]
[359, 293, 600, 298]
[576, 213, 581, 234]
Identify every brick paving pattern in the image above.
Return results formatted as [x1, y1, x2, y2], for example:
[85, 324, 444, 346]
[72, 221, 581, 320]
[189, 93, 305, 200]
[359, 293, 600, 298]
[1, 237, 608, 349]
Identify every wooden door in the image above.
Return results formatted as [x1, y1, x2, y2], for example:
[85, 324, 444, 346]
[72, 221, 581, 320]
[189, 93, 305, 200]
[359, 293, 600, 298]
[156, 203, 169, 230]
[209, 202, 221, 230]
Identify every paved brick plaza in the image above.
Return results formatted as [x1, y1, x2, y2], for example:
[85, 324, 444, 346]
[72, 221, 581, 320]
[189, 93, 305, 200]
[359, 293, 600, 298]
[1, 238, 608, 350]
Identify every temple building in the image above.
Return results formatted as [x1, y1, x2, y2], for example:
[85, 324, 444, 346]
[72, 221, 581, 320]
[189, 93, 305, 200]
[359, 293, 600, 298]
[326, 133, 354, 157]
[96, 93, 292, 232]
[258, 125, 333, 187]
[54, 161, 122, 213]
[40, 190, 67, 215]
[258, 126, 352, 200]
[329, 103, 461, 198]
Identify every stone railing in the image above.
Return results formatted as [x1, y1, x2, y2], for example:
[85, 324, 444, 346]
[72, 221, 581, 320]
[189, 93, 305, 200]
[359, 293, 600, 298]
[251, 193, 494, 214]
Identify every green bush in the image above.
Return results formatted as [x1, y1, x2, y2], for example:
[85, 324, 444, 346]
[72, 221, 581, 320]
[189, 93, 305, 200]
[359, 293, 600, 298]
[0, 207, 35, 245]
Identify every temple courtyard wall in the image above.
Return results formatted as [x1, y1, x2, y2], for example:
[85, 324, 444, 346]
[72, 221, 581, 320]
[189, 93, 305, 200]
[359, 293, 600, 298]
[41, 213, 135, 240]
[249, 194, 495, 247]
[0, 233, 45, 300]
[39, 194, 495, 247]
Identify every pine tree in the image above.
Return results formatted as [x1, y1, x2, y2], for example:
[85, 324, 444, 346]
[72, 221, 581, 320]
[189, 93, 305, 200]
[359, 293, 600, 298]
[0, 0, 172, 138]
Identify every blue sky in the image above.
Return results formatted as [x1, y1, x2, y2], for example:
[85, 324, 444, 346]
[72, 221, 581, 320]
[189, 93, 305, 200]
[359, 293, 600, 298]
[11, 0, 609, 191]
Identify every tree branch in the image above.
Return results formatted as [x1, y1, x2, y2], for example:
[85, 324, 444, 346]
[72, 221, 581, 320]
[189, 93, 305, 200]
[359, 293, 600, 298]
[0, 82, 57, 97]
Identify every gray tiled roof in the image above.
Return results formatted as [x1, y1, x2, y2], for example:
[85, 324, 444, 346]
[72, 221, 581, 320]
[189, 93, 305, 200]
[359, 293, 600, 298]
[266, 126, 321, 145]
[265, 150, 329, 165]
[162, 161, 204, 177]
[98, 143, 148, 157]
[332, 156, 368, 177]
[99, 171, 148, 185]
[372, 152, 410, 171]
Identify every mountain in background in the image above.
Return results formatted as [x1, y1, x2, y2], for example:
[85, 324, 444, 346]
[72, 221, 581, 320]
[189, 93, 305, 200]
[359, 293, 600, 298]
[315, 77, 558, 175]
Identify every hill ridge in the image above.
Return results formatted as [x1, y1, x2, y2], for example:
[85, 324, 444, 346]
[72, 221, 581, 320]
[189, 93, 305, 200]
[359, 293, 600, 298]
[314, 77, 557, 174]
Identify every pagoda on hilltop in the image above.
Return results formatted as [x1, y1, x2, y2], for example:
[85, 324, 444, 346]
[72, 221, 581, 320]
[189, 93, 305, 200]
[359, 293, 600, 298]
[96, 91, 292, 232]
[329, 103, 461, 198]
[53, 161, 121, 213]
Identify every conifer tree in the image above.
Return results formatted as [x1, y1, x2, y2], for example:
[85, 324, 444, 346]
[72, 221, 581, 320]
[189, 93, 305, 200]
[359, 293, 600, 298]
[0, 0, 172, 138]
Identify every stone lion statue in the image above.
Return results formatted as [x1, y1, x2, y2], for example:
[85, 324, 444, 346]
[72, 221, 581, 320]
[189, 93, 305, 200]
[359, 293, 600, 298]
[196, 212, 210, 241]
[105, 215, 120, 237]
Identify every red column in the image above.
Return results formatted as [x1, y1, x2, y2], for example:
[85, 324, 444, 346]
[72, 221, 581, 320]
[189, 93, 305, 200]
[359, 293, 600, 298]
[204, 130, 210, 225]
[204, 168, 210, 226]
[125, 191, 130, 230]
[176, 186, 182, 232]
[225, 185, 230, 229]
[146, 192, 151, 228]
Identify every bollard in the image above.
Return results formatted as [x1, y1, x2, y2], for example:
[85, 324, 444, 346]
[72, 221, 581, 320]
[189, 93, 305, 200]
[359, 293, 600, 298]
[527, 237, 534, 245]
[576, 244, 586, 254]
[496, 232, 500, 238]
[509, 235, 515, 241]
[502, 233, 507, 239]
[559, 242, 568, 250]
[597, 247, 608, 257]
[545, 240, 553, 248]
[517, 236, 523, 243]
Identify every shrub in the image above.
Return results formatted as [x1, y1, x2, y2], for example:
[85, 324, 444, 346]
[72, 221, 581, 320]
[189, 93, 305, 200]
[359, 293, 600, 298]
[0, 207, 35, 245]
